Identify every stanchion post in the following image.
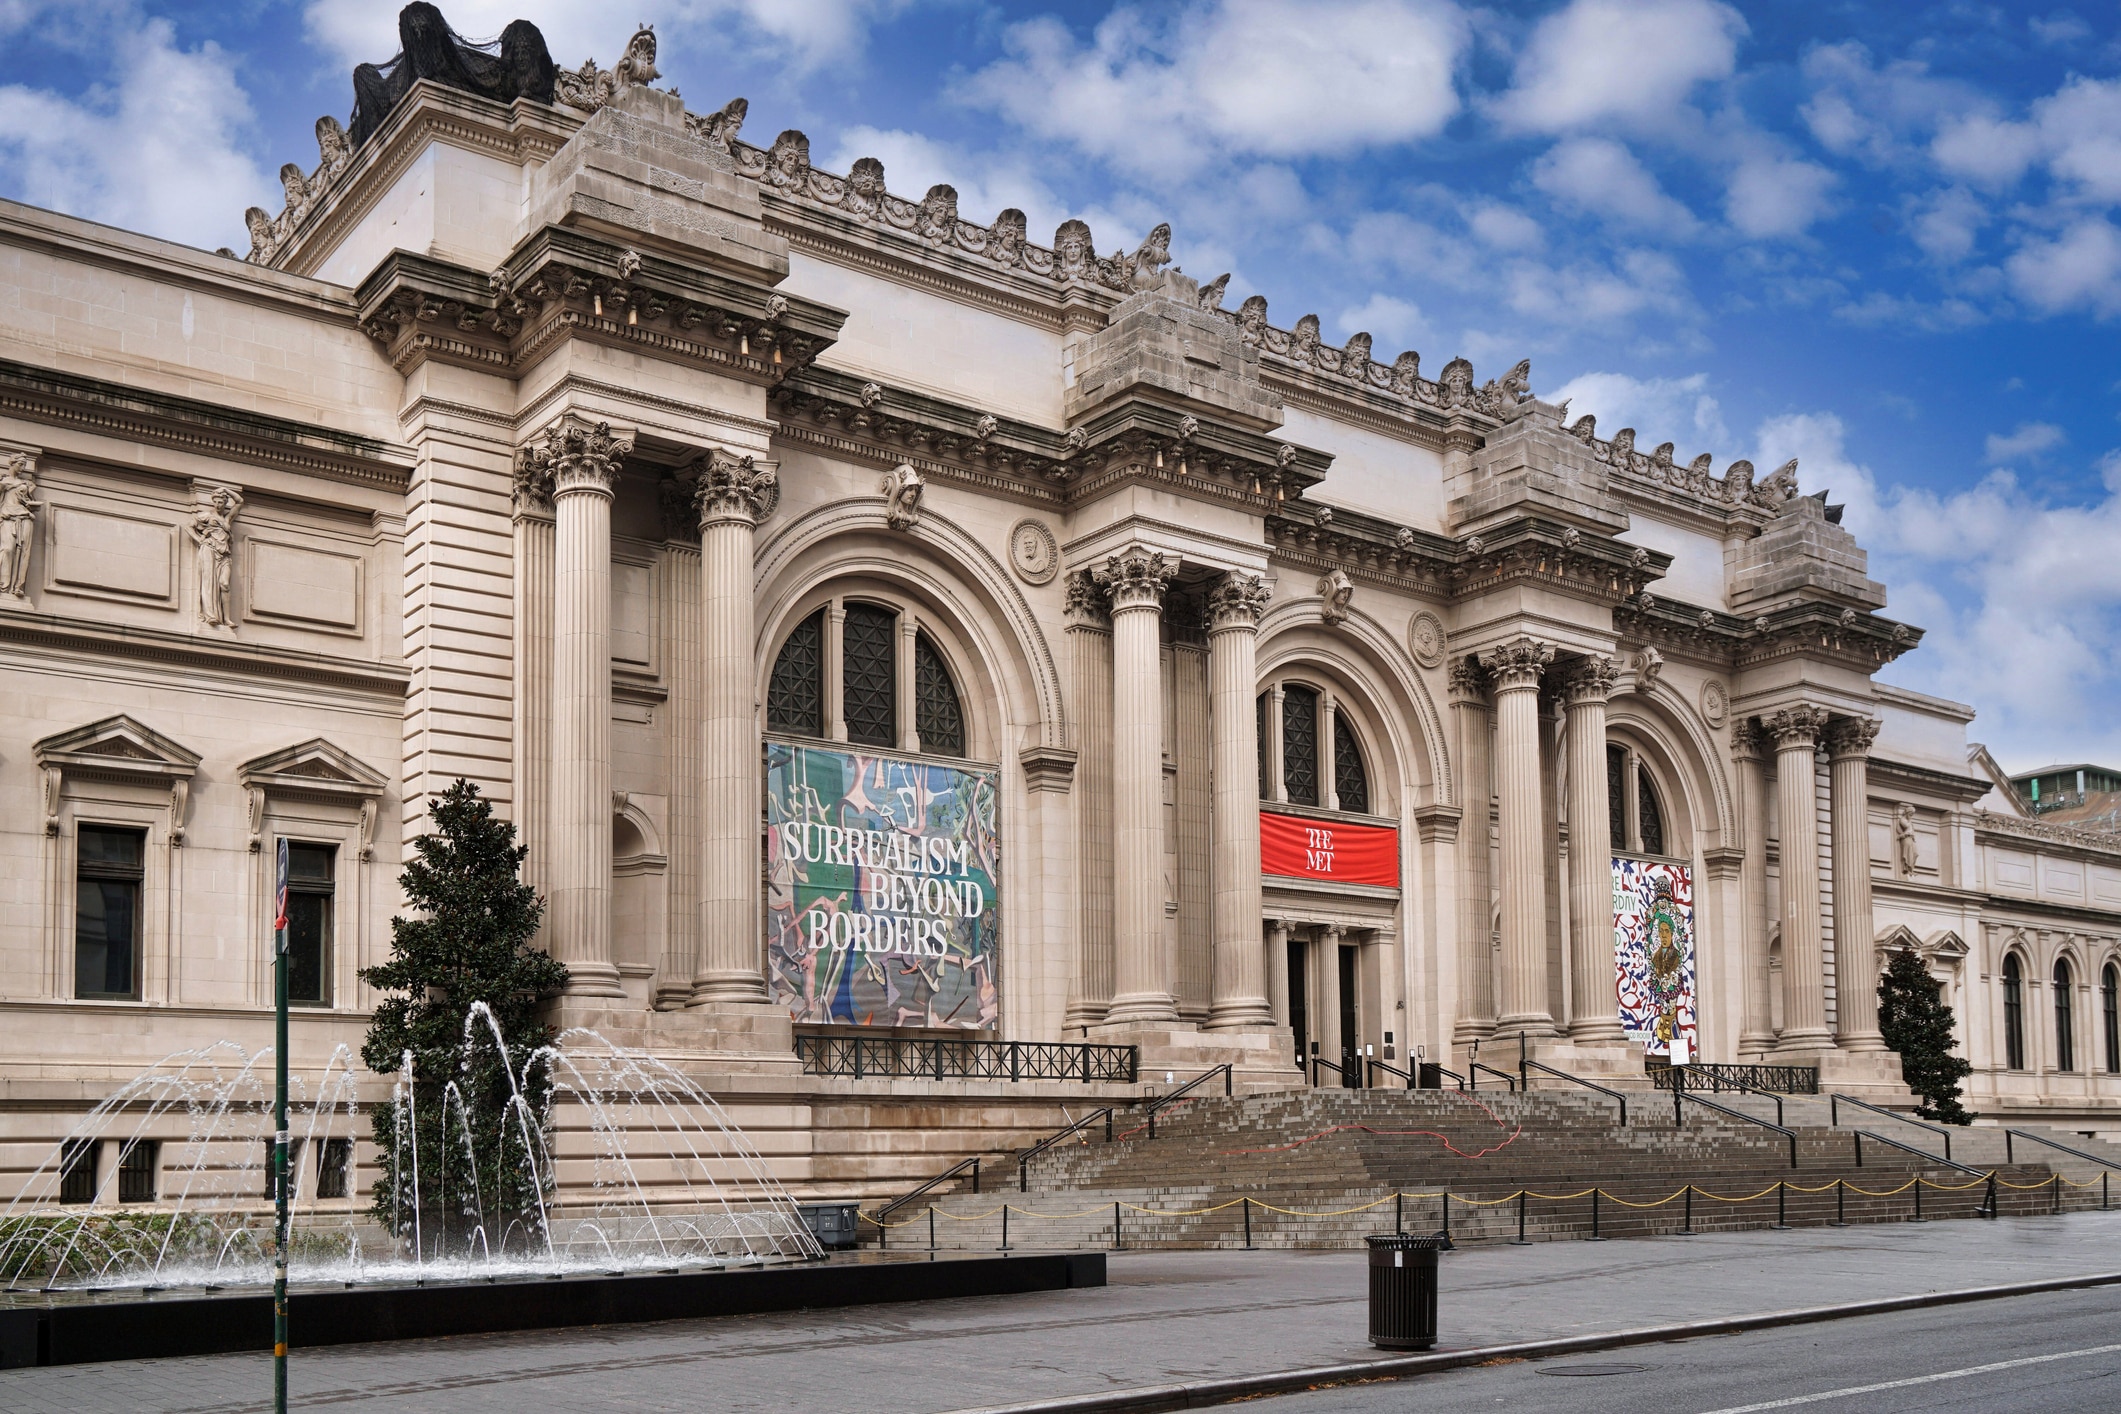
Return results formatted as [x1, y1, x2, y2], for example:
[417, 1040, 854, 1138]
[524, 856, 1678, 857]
[1114, 1200, 1122, 1251]
[1832, 1178, 1846, 1227]
[1001, 1204, 1010, 1250]
[1441, 1191, 1450, 1243]
[1590, 1187, 1603, 1241]
[2054, 1173, 2062, 1216]
[1985, 1173, 1996, 1220]
[1394, 1192, 1403, 1235]
[2104, 1172, 2110, 1211]
[929, 1208, 936, 1251]
[1774, 1180, 1789, 1230]
[1912, 1177, 1925, 1223]
[1511, 1189, 1530, 1245]
[1682, 1184, 1694, 1235]
[1244, 1196, 1254, 1249]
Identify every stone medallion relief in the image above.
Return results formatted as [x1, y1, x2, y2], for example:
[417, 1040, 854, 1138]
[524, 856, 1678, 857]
[1009, 518, 1059, 585]
[1408, 610, 1445, 668]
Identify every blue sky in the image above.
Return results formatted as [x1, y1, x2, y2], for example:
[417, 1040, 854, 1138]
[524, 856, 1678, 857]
[1, 0, 2117, 772]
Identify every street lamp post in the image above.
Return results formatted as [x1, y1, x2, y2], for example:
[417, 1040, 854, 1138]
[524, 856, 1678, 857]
[272, 837, 290, 1414]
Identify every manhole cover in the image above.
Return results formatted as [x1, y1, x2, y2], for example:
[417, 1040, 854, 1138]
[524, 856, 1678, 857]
[1536, 1363, 1650, 1376]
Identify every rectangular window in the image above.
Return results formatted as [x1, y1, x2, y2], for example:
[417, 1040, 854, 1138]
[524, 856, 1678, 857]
[283, 842, 336, 1006]
[116, 1139, 157, 1203]
[1281, 685, 1319, 807]
[76, 825, 146, 998]
[59, 1138, 99, 1205]
[316, 1137, 352, 1200]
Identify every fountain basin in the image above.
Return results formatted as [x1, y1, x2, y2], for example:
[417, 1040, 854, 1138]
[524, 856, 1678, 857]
[0, 1249, 1105, 1368]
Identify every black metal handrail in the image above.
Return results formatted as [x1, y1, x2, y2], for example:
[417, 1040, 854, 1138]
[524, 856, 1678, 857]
[1648, 1061, 1819, 1095]
[1015, 1107, 1117, 1192]
[1517, 1036, 1628, 1124]
[1366, 1058, 1415, 1090]
[1468, 1062, 1518, 1092]
[2004, 1128, 2121, 1170]
[1851, 1128, 1988, 1181]
[1421, 1062, 1469, 1091]
[873, 1154, 983, 1225]
[795, 1034, 1138, 1084]
[1669, 1064, 1785, 1126]
[1145, 1064, 1233, 1138]
[1672, 1087, 1798, 1167]
[1310, 1055, 1350, 1088]
[1831, 1094, 1954, 1163]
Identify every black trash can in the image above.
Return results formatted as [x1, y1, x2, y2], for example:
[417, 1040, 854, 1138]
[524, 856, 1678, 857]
[797, 1202, 860, 1251]
[1365, 1233, 1445, 1350]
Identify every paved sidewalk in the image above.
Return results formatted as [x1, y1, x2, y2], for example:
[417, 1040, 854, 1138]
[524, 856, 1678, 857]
[4, 1210, 2119, 1413]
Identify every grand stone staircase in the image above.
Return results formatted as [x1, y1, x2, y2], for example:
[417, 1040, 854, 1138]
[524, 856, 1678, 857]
[883, 1085, 2111, 1249]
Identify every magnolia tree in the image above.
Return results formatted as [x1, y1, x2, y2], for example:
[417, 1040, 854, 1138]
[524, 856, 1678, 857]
[361, 780, 568, 1254]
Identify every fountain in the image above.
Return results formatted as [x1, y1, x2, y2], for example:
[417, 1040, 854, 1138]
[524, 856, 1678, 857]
[0, 1008, 820, 1293]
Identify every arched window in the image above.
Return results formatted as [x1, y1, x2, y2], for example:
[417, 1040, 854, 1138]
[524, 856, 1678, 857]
[765, 600, 967, 758]
[1256, 694, 1270, 798]
[1333, 715, 1369, 815]
[2103, 963, 2119, 1074]
[2002, 953, 2025, 1071]
[1281, 684, 1320, 807]
[1606, 743, 1671, 857]
[1637, 771, 1666, 856]
[1606, 744, 1627, 854]
[2054, 957, 2075, 1073]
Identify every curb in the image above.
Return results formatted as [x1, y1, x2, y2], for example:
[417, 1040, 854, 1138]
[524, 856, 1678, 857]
[939, 1268, 2121, 1414]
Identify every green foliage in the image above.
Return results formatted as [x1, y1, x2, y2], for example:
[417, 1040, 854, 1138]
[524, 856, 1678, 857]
[360, 780, 567, 1247]
[1878, 947, 1974, 1124]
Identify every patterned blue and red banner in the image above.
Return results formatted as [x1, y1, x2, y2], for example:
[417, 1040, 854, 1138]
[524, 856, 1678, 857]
[1613, 856, 1697, 1061]
[765, 742, 1000, 1029]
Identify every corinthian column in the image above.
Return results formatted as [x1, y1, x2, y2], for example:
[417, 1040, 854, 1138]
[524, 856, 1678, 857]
[1830, 715, 1885, 1051]
[1768, 705, 1833, 1050]
[1733, 722, 1774, 1054]
[531, 418, 631, 997]
[1564, 654, 1623, 1043]
[1480, 636, 1556, 1037]
[1206, 570, 1273, 1030]
[1450, 660, 1495, 1045]
[690, 449, 778, 1007]
[1098, 548, 1179, 1026]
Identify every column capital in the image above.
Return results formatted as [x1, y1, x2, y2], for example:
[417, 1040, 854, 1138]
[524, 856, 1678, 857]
[1561, 653, 1621, 705]
[1764, 704, 1832, 750]
[1447, 658, 1488, 704]
[1477, 635, 1555, 692]
[1731, 719, 1766, 762]
[1094, 547, 1176, 613]
[1063, 567, 1110, 627]
[525, 416, 630, 501]
[1826, 714, 1882, 759]
[692, 447, 778, 528]
[1206, 570, 1272, 633]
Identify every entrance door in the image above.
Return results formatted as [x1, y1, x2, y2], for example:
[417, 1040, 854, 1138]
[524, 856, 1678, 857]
[1287, 936, 1310, 1079]
[1337, 943, 1360, 1088]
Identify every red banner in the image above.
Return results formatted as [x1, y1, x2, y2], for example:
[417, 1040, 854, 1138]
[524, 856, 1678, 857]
[1259, 812, 1399, 888]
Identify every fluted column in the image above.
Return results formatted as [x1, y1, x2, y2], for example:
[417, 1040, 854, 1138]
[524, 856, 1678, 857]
[1733, 723, 1774, 1054]
[1481, 637, 1557, 1037]
[1264, 920, 1291, 1029]
[1099, 548, 1179, 1026]
[1450, 661, 1496, 1045]
[690, 449, 778, 1006]
[1768, 706, 1833, 1050]
[1065, 573, 1115, 1028]
[1207, 571, 1273, 1030]
[1565, 655, 1623, 1043]
[1830, 715, 1885, 1051]
[1317, 926, 1344, 1082]
[531, 418, 630, 997]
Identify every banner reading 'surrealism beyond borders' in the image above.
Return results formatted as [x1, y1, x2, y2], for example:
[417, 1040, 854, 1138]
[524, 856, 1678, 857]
[765, 741, 1000, 1029]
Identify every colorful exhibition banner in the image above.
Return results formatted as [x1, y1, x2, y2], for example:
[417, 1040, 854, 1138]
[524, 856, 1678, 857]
[765, 741, 1000, 1029]
[1612, 856, 1698, 1061]
[1259, 811, 1399, 888]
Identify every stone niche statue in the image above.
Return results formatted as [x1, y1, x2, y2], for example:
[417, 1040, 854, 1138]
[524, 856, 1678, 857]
[349, 3, 558, 147]
[0, 452, 42, 602]
[187, 484, 244, 630]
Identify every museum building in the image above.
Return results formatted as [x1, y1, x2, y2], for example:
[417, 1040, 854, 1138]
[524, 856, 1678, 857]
[3, 13, 2119, 1208]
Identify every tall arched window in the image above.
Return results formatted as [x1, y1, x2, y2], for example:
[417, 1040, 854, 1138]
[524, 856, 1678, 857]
[1333, 715, 1369, 815]
[765, 599, 967, 759]
[2002, 953, 2025, 1071]
[1281, 684, 1320, 807]
[1606, 743, 1670, 856]
[2103, 962, 2119, 1074]
[2054, 957, 2075, 1073]
[1606, 744, 1627, 854]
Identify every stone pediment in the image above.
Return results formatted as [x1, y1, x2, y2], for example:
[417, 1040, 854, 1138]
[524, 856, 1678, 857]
[240, 739, 387, 798]
[35, 715, 201, 779]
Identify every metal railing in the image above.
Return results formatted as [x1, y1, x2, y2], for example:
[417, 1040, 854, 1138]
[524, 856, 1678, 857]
[1366, 1058, 1415, 1090]
[1831, 1094, 1956, 1164]
[795, 1034, 1138, 1083]
[1667, 1063, 1787, 1126]
[872, 1154, 983, 1226]
[1648, 1061, 1819, 1095]
[1309, 1055, 1352, 1088]
[1518, 1036, 1628, 1125]
[1672, 1086, 1799, 1167]
[1849, 1129, 1995, 1216]
[1420, 1062, 1469, 1091]
[1016, 1107, 1117, 1192]
[2005, 1128, 2121, 1169]
[1144, 1064, 1233, 1138]
[1469, 1062, 1519, 1092]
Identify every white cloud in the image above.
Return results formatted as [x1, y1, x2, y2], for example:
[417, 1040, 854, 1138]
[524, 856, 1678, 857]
[2029, 13, 2093, 46]
[1334, 293, 1426, 350]
[1984, 421, 2066, 464]
[1529, 137, 1697, 234]
[1932, 113, 2043, 189]
[1799, 42, 1982, 171]
[1495, 0, 1745, 136]
[1908, 186, 1988, 264]
[1463, 201, 1543, 252]
[2006, 217, 2121, 316]
[961, 0, 1471, 179]
[0, 11, 271, 249]
[1544, 369, 1730, 452]
[1723, 154, 1837, 238]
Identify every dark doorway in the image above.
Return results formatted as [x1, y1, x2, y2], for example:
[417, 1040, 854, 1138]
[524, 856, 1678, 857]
[1338, 943, 1359, 1087]
[1288, 935, 1310, 1080]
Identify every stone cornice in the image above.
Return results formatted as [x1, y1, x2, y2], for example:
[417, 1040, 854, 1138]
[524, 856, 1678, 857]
[1868, 756, 1994, 806]
[1265, 507, 1666, 606]
[0, 357, 411, 493]
[1973, 809, 2121, 858]
[0, 606, 410, 696]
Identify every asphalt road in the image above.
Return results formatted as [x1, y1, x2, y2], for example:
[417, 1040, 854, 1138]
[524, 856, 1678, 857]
[1261, 1284, 2121, 1414]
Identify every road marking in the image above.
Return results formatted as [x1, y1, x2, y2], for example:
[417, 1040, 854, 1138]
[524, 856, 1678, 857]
[1693, 1341, 2121, 1413]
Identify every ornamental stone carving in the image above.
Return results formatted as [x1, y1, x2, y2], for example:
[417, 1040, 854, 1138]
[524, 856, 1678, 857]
[693, 447, 777, 526]
[0, 451, 42, 603]
[1093, 549, 1176, 613]
[1562, 654, 1621, 704]
[1701, 678, 1730, 728]
[1008, 519, 1059, 586]
[552, 25, 660, 113]
[524, 417, 629, 499]
[1478, 636, 1554, 690]
[687, 96, 747, 151]
[1206, 571, 1271, 632]
[1893, 803, 1919, 877]
[1317, 568, 1354, 626]
[1731, 719, 1765, 761]
[1827, 714, 1882, 758]
[1447, 658, 1487, 703]
[1063, 568, 1109, 626]
[880, 462, 924, 530]
[1764, 704, 1832, 749]
[186, 482, 244, 630]
[1631, 645, 1665, 693]
[1408, 610, 1446, 668]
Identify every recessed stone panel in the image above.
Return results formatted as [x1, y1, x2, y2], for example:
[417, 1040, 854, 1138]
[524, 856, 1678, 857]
[248, 539, 361, 630]
[612, 559, 655, 668]
[46, 505, 175, 602]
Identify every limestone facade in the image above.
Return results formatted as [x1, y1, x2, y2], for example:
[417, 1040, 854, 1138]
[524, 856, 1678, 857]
[3, 21, 2119, 1212]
